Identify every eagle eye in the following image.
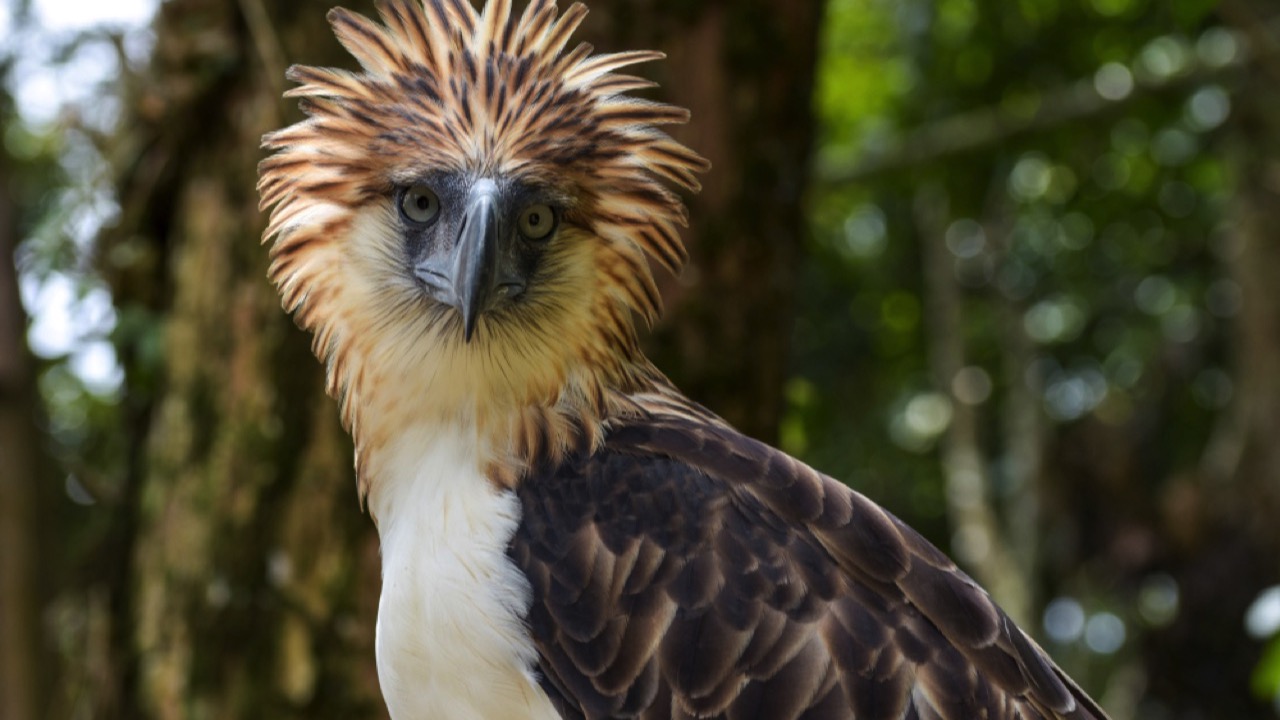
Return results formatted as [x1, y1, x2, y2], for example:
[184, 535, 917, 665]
[518, 204, 556, 240]
[399, 185, 440, 225]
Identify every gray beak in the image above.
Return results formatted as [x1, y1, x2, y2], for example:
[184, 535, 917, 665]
[452, 181, 500, 342]
[411, 180, 502, 342]
[411, 178, 529, 342]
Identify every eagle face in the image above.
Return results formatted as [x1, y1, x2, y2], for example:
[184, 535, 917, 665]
[338, 162, 615, 428]
[380, 167, 581, 343]
[396, 173, 561, 339]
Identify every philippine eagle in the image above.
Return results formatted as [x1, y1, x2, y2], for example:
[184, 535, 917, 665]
[257, 1, 1110, 718]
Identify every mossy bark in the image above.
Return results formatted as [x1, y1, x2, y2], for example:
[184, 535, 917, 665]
[0, 124, 45, 720]
[103, 1, 385, 717]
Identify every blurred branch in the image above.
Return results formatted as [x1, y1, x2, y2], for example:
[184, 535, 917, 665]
[984, 186, 1045, 610]
[914, 183, 1031, 627]
[238, 0, 287, 102]
[818, 17, 1280, 186]
[1217, 2, 1280, 84]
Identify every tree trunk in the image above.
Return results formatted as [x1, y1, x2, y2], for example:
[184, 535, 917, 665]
[101, 1, 384, 717]
[0, 122, 44, 720]
[583, 0, 823, 443]
[1211, 0, 1280, 545]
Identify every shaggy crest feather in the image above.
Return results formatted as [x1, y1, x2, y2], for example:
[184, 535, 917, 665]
[259, 0, 707, 317]
[257, 0, 709, 488]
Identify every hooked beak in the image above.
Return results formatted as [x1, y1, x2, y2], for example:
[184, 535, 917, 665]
[452, 182, 500, 342]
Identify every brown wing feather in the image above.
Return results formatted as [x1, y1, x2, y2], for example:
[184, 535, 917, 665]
[509, 405, 1109, 720]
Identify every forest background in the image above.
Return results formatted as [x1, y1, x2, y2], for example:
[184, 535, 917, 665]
[2, 0, 1278, 717]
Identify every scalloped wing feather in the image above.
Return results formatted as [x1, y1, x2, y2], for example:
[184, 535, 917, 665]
[510, 406, 1112, 719]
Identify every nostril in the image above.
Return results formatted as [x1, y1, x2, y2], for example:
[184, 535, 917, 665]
[494, 281, 525, 300]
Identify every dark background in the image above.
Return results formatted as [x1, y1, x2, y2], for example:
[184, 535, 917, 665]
[2, 0, 1278, 717]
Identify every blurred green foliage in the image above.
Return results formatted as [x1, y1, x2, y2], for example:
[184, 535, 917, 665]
[801, 0, 1233, 477]
[793, 0, 1274, 714]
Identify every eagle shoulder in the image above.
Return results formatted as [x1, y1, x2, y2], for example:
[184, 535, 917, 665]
[508, 408, 1108, 720]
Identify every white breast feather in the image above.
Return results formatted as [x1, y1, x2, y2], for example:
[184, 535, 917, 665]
[369, 425, 559, 720]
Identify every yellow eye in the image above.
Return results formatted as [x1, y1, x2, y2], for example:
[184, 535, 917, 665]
[518, 204, 556, 240]
[400, 185, 440, 224]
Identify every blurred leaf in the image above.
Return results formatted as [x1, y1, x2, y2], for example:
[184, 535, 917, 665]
[1252, 635, 1280, 701]
[1172, 0, 1220, 30]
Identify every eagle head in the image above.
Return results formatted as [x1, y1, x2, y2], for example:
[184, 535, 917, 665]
[258, 0, 709, 485]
